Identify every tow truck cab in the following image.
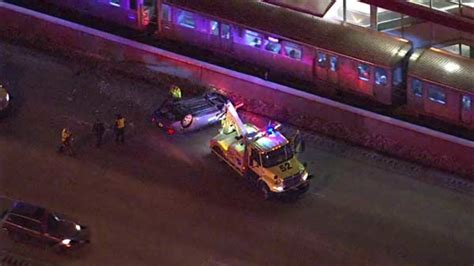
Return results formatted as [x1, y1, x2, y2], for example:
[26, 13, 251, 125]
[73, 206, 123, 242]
[210, 123, 311, 198]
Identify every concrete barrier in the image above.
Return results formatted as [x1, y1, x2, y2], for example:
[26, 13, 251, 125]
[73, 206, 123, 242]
[0, 2, 472, 178]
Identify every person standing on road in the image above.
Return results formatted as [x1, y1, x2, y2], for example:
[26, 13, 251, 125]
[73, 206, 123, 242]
[291, 129, 305, 154]
[92, 118, 105, 148]
[169, 85, 182, 101]
[58, 127, 75, 156]
[114, 114, 126, 144]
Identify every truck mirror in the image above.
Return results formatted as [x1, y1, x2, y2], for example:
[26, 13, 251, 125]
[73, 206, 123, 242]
[303, 162, 307, 168]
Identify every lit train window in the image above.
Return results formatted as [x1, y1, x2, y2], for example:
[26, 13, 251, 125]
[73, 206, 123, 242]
[330, 56, 338, 71]
[358, 64, 370, 81]
[109, 0, 120, 7]
[283, 42, 302, 60]
[162, 4, 171, 22]
[221, 24, 231, 39]
[317, 52, 326, 67]
[210, 21, 219, 36]
[428, 85, 446, 104]
[177, 11, 196, 29]
[375, 68, 387, 85]
[264, 37, 281, 54]
[244, 30, 262, 48]
[412, 79, 423, 97]
[462, 95, 472, 110]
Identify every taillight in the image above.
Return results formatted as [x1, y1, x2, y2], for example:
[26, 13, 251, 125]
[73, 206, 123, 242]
[234, 102, 244, 109]
[167, 128, 175, 135]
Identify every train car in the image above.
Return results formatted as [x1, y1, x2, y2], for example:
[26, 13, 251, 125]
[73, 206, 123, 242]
[23, 0, 474, 131]
[407, 48, 473, 129]
[158, 0, 413, 105]
[38, 0, 156, 30]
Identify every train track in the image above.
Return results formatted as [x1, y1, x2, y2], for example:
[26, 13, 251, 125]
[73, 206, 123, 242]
[3, 0, 474, 141]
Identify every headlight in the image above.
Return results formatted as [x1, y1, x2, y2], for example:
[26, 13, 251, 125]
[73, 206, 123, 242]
[5, 93, 9, 102]
[272, 185, 284, 192]
[61, 239, 71, 246]
[301, 172, 309, 181]
[75, 224, 81, 231]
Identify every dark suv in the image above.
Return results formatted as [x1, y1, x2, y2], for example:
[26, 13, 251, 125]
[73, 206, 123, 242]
[1, 201, 90, 251]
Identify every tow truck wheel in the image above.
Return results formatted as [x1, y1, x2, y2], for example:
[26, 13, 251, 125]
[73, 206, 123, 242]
[212, 147, 224, 162]
[52, 243, 67, 254]
[9, 231, 29, 242]
[259, 181, 271, 200]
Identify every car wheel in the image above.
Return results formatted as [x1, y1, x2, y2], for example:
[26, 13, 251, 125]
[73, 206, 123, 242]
[259, 181, 271, 200]
[181, 114, 193, 128]
[9, 231, 28, 242]
[52, 243, 67, 254]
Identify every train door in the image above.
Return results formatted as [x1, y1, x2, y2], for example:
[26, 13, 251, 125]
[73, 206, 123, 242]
[220, 23, 233, 52]
[409, 78, 424, 111]
[314, 51, 328, 81]
[373, 67, 390, 104]
[139, 0, 157, 29]
[157, 3, 173, 34]
[208, 19, 221, 49]
[460, 94, 472, 124]
[327, 54, 339, 85]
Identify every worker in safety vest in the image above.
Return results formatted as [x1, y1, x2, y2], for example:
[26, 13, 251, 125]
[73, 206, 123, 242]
[291, 129, 305, 154]
[58, 128, 74, 156]
[114, 114, 126, 143]
[92, 118, 106, 148]
[169, 85, 182, 101]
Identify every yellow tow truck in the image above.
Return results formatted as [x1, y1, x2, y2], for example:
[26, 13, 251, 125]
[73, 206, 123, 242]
[210, 102, 312, 200]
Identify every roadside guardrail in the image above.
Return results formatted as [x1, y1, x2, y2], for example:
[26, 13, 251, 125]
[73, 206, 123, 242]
[0, 2, 472, 178]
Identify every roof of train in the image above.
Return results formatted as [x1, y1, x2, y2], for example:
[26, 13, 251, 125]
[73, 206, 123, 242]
[165, 0, 412, 67]
[409, 48, 474, 93]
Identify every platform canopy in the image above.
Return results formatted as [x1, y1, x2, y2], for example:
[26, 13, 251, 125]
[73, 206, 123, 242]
[263, 0, 336, 17]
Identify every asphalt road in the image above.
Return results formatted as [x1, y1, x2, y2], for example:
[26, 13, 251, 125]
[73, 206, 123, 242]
[0, 41, 473, 266]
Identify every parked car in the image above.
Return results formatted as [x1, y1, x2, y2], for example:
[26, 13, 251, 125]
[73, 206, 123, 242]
[1, 201, 90, 251]
[152, 92, 233, 134]
[0, 83, 11, 117]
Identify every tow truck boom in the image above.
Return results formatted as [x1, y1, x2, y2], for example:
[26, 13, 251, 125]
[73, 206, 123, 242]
[221, 101, 247, 138]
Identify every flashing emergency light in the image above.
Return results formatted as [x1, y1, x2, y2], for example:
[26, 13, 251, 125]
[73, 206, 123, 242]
[266, 122, 282, 135]
[266, 121, 282, 133]
[266, 127, 275, 135]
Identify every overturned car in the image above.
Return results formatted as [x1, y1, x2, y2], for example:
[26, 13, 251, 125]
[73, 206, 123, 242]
[152, 92, 239, 134]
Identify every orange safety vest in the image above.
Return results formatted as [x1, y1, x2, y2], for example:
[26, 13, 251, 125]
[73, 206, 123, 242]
[116, 118, 126, 129]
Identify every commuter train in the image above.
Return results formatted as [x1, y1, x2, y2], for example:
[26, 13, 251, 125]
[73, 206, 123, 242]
[35, 0, 474, 130]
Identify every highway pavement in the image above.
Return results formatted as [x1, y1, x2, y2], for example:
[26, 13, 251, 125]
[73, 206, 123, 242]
[0, 40, 473, 266]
